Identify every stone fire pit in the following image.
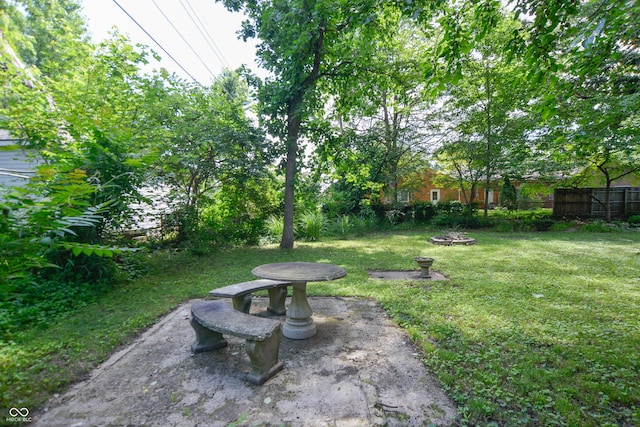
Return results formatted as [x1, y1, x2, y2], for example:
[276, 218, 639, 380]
[429, 232, 476, 246]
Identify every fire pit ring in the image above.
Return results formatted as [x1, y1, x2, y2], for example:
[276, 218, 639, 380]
[429, 233, 476, 246]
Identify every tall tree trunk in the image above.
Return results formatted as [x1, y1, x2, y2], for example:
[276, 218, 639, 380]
[279, 26, 325, 249]
[484, 62, 492, 218]
[280, 100, 302, 249]
[602, 166, 612, 223]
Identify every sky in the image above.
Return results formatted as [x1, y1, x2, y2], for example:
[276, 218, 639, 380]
[79, 0, 266, 85]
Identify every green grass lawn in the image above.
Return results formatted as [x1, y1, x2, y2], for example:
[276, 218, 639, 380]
[2, 230, 639, 425]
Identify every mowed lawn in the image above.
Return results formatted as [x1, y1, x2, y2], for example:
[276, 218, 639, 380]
[2, 230, 639, 425]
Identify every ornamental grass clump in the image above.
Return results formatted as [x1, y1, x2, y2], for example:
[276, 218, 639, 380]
[295, 210, 327, 241]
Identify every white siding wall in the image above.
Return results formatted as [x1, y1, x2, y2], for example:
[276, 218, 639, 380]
[0, 133, 40, 188]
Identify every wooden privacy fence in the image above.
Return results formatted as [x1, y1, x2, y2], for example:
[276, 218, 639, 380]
[553, 187, 640, 219]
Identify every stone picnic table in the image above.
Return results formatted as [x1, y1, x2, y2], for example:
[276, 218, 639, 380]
[251, 262, 347, 339]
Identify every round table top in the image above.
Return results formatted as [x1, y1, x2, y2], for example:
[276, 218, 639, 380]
[252, 262, 347, 282]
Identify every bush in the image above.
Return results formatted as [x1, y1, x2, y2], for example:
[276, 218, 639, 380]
[582, 221, 616, 233]
[628, 215, 640, 226]
[1, 275, 112, 338]
[493, 220, 515, 232]
[530, 218, 556, 231]
[385, 208, 406, 225]
[436, 200, 465, 215]
[296, 211, 327, 241]
[350, 215, 370, 236]
[411, 201, 437, 224]
[369, 199, 388, 222]
[457, 215, 482, 229]
[550, 221, 574, 231]
[431, 213, 458, 228]
[0, 170, 136, 337]
[264, 215, 284, 243]
[331, 215, 353, 239]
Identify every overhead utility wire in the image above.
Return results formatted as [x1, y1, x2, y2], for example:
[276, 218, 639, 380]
[112, 0, 202, 85]
[181, 0, 230, 69]
[181, 0, 229, 68]
[152, 0, 217, 80]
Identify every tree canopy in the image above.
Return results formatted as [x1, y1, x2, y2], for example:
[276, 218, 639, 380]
[2, 0, 637, 246]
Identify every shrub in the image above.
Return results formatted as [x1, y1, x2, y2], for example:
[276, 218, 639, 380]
[296, 210, 327, 241]
[369, 199, 388, 222]
[628, 215, 640, 226]
[332, 215, 353, 239]
[431, 213, 458, 228]
[0, 170, 137, 338]
[1, 274, 112, 337]
[411, 201, 437, 224]
[264, 215, 284, 242]
[350, 215, 370, 236]
[530, 218, 556, 231]
[385, 209, 405, 225]
[493, 220, 515, 232]
[436, 200, 464, 215]
[582, 221, 616, 233]
[550, 222, 573, 231]
[457, 215, 482, 229]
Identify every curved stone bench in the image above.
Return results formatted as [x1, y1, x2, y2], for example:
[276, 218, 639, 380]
[190, 300, 283, 385]
[209, 279, 291, 315]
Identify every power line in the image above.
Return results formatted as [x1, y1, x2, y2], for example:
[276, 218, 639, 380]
[181, 0, 230, 69]
[152, 0, 217, 80]
[111, 0, 202, 85]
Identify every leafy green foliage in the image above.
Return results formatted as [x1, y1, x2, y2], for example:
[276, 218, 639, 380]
[499, 176, 517, 211]
[319, 10, 438, 205]
[411, 201, 438, 224]
[0, 169, 137, 338]
[2, 23, 162, 234]
[147, 70, 269, 243]
[2, 0, 92, 79]
[529, 218, 556, 231]
[264, 215, 284, 243]
[527, 1, 640, 221]
[433, 9, 538, 216]
[200, 175, 281, 247]
[295, 210, 327, 241]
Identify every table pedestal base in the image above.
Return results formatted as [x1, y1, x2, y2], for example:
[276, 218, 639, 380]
[283, 282, 316, 340]
[283, 317, 316, 340]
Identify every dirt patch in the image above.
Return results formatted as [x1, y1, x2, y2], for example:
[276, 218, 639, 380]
[33, 297, 457, 426]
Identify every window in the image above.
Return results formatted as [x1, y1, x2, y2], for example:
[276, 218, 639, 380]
[397, 189, 410, 204]
[431, 189, 440, 205]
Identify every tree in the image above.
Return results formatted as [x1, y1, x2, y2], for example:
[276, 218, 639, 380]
[2, 28, 164, 236]
[148, 70, 268, 240]
[322, 14, 441, 205]
[1, 3, 164, 290]
[3, 0, 91, 79]
[434, 133, 486, 206]
[221, 0, 634, 240]
[434, 7, 535, 215]
[535, 0, 640, 221]
[219, 0, 399, 248]
[499, 175, 517, 210]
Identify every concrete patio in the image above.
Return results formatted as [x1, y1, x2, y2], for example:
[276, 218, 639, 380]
[34, 296, 458, 426]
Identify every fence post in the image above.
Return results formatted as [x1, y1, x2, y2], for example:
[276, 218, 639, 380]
[623, 188, 627, 217]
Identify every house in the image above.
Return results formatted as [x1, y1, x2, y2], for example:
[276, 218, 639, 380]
[383, 168, 501, 207]
[0, 130, 40, 188]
